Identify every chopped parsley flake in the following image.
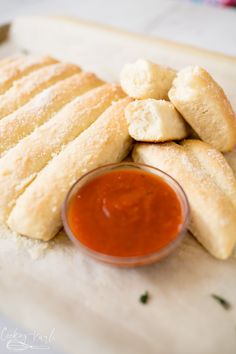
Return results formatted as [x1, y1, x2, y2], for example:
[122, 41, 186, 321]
[211, 294, 231, 310]
[139, 291, 149, 304]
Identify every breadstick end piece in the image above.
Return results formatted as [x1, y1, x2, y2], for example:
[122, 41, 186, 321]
[120, 59, 176, 100]
[125, 99, 188, 142]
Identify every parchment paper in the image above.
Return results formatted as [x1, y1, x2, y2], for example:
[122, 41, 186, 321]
[0, 17, 235, 354]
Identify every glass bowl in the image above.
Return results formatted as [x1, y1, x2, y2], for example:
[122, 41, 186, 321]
[62, 162, 189, 267]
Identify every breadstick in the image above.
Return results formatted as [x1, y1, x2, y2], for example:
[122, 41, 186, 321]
[0, 55, 24, 68]
[0, 62, 81, 119]
[0, 55, 57, 94]
[0, 72, 103, 154]
[168, 66, 236, 152]
[120, 59, 176, 100]
[0, 84, 125, 222]
[182, 140, 236, 207]
[125, 99, 188, 142]
[133, 140, 236, 259]
[8, 98, 132, 240]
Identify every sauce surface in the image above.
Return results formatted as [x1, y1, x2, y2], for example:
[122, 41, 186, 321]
[67, 169, 184, 257]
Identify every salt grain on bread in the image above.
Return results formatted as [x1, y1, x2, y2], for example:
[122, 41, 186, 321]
[120, 59, 176, 100]
[0, 55, 57, 94]
[0, 72, 103, 155]
[125, 99, 188, 142]
[168, 66, 236, 152]
[8, 98, 132, 241]
[0, 62, 81, 119]
[133, 139, 236, 259]
[0, 84, 125, 222]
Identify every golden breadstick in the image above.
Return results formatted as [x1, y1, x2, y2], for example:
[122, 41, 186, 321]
[168, 66, 236, 152]
[0, 72, 103, 155]
[133, 140, 236, 259]
[0, 84, 125, 222]
[0, 55, 57, 94]
[0, 55, 24, 68]
[0, 62, 81, 119]
[8, 98, 132, 240]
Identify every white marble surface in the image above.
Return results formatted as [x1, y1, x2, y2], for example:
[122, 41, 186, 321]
[0, 0, 236, 55]
[0, 1, 235, 354]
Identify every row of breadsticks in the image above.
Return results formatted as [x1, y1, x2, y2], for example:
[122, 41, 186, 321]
[0, 55, 132, 241]
[120, 59, 236, 260]
[0, 54, 236, 260]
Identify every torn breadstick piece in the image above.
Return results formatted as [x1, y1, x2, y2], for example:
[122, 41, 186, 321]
[0, 84, 125, 222]
[133, 139, 236, 259]
[0, 62, 81, 119]
[125, 99, 188, 142]
[0, 55, 57, 94]
[168, 66, 236, 152]
[8, 98, 132, 241]
[120, 59, 176, 100]
[0, 72, 103, 155]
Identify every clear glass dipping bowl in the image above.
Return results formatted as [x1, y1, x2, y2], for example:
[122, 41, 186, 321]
[62, 162, 189, 267]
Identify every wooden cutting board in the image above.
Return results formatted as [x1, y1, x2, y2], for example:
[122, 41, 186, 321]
[0, 16, 236, 354]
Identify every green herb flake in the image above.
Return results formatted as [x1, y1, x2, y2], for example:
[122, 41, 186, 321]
[211, 294, 231, 310]
[139, 291, 149, 305]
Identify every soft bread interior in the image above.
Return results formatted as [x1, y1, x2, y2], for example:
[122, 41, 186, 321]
[125, 99, 188, 142]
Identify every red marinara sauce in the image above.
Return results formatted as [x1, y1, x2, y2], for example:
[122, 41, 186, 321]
[67, 168, 185, 259]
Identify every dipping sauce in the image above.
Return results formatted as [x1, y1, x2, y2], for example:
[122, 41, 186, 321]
[66, 168, 185, 259]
